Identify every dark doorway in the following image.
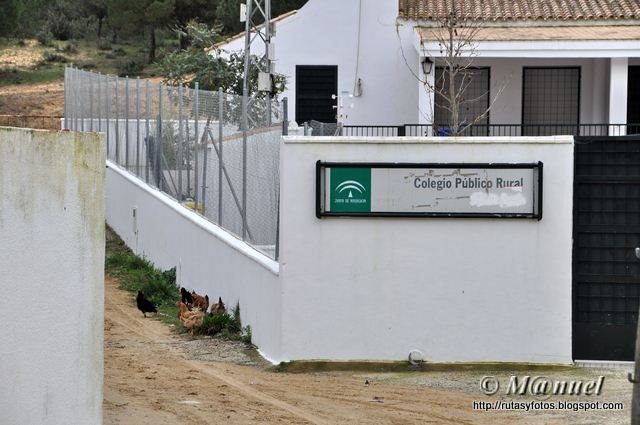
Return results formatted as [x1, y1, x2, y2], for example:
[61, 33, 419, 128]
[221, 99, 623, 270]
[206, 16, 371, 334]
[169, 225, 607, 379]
[628, 66, 640, 135]
[295, 65, 338, 124]
[573, 135, 640, 360]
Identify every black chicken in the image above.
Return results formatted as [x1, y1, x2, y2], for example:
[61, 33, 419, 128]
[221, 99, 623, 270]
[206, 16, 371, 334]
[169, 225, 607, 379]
[136, 291, 157, 317]
[180, 287, 193, 306]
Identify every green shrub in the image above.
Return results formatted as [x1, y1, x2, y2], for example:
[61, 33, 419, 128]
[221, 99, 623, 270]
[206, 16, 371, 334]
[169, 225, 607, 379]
[97, 38, 112, 51]
[197, 302, 250, 342]
[43, 52, 67, 63]
[199, 312, 241, 336]
[36, 30, 53, 47]
[117, 59, 145, 77]
[58, 42, 78, 54]
[112, 47, 126, 57]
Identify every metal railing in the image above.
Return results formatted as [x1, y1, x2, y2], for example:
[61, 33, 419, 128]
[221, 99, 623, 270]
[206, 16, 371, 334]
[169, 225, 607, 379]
[0, 114, 62, 130]
[64, 67, 285, 259]
[304, 123, 640, 137]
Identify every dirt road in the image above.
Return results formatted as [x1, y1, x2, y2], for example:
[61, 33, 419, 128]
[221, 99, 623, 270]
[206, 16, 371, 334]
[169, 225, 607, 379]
[104, 276, 631, 424]
[104, 276, 480, 424]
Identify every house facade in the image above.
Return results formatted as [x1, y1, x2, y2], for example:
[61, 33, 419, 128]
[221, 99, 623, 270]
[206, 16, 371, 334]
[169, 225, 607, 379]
[219, 0, 640, 135]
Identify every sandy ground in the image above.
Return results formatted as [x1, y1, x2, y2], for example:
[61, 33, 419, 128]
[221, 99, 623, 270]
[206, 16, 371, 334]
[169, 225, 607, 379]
[0, 81, 64, 127]
[104, 275, 633, 425]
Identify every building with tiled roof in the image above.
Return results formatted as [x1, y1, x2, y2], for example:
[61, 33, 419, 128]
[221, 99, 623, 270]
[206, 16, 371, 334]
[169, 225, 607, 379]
[399, 0, 640, 22]
[218, 0, 640, 136]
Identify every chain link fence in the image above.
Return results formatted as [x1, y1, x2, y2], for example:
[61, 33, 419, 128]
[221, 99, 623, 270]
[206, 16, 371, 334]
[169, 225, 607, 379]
[64, 67, 285, 259]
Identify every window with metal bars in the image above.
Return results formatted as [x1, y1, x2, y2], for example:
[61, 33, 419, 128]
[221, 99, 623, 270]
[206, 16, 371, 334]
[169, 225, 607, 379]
[522, 67, 580, 136]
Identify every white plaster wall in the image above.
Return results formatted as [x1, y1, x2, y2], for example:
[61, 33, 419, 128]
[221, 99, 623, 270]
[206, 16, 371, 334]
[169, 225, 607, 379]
[222, 0, 419, 125]
[0, 127, 105, 424]
[105, 163, 283, 361]
[278, 136, 574, 363]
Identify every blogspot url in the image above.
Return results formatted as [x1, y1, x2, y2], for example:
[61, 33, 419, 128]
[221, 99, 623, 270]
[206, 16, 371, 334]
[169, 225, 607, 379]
[473, 400, 625, 412]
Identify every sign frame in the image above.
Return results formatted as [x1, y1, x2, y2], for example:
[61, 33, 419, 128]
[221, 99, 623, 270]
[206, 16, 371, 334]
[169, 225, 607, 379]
[316, 161, 543, 220]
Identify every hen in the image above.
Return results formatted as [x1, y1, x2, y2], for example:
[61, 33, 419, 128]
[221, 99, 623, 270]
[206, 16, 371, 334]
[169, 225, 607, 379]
[191, 291, 209, 312]
[136, 291, 157, 317]
[210, 296, 226, 316]
[180, 287, 193, 306]
[177, 301, 204, 335]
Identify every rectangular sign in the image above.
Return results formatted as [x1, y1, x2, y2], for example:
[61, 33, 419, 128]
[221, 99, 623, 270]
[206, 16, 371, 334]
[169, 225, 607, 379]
[316, 162, 543, 219]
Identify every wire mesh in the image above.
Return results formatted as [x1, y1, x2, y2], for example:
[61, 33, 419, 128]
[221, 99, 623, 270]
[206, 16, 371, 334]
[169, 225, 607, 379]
[64, 67, 283, 259]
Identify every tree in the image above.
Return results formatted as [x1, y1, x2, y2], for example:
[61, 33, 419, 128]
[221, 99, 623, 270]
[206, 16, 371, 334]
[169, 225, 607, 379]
[173, 0, 217, 49]
[406, 1, 507, 136]
[107, 0, 175, 62]
[159, 21, 285, 96]
[214, 0, 243, 35]
[83, 0, 108, 38]
[0, 0, 19, 37]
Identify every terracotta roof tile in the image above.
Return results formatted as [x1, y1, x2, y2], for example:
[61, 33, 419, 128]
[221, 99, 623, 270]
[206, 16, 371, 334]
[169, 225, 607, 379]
[399, 0, 640, 21]
[419, 25, 640, 40]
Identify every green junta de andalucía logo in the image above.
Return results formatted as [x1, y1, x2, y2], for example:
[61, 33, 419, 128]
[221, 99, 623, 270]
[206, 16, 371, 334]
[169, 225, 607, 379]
[330, 167, 371, 212]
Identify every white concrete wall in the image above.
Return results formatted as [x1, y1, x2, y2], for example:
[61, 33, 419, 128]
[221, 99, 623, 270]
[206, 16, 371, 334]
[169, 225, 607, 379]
[0, 127, 105, 424]
[222, 0, 419, 125]
[278, 136, 574, 364]
[106, 163, 283, 361]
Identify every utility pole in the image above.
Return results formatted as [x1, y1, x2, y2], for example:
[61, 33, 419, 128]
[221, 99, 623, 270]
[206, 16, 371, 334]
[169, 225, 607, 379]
[241, 0, 273, 128]
[240, 0, 272, 241]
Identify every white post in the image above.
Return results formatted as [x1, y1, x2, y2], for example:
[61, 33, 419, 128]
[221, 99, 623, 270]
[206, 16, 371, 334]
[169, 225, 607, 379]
[609, 57, 628, 136]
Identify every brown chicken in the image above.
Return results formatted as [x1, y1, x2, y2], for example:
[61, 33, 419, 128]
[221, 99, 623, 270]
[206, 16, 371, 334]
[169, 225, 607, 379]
[210, 296, 226, 316]
[177, 301, 204, 335]
[191, 291, 209, 312]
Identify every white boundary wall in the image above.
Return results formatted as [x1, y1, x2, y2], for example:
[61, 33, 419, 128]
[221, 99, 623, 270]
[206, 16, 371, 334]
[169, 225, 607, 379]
[278, 136, 574, 364]
[106, 163, 283, 361]
[107, 135, 574, 364]
[0, 128, 105, 424]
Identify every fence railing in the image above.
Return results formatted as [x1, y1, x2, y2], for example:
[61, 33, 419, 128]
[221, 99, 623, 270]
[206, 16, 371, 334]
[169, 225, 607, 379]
[305, 122, 640, 137]
[64, 67, 285, 260]
[0, 114, 62, 130]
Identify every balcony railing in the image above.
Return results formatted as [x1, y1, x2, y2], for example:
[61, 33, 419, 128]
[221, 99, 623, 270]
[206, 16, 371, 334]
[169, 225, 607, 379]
[303, 121, 640, 137]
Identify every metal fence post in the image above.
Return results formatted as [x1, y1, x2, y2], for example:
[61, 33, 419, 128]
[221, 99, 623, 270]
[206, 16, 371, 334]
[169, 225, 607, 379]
[63, 67, 68, 129]
[241, 92, 248, 240]
[194, 82, 199, 210]
[72, 68, 77, 131]
[157, 84, 163, 190]
[145, 80, 150, 183]
[89, 73, 94, 132]
[106, 75, 111, 160]
[282, 97, 288, 136]
[218, 87, 223, 225]
[125, 76, 130, 170]
[178, 85, 184, 200]
[115, 77, 120, 165]
[136, 77, 140, 177]
[81, 69, 86, 131]
[97, 73, 102, 133]
[201, 89, 209, 217]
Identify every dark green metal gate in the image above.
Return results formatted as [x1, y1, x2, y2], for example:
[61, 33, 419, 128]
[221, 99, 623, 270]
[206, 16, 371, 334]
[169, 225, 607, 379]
[573, 135, 640, 360]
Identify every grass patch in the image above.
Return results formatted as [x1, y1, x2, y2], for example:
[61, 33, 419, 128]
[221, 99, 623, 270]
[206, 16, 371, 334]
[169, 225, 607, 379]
[105, 227, 181, 328]
[0, 38, 160, 87]
[0, 67, 64, 86]
[105, 227, 251, 343]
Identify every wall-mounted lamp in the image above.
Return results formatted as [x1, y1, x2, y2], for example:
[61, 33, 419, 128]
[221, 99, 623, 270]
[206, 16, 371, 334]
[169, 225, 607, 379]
[422, 57, 434, 74]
